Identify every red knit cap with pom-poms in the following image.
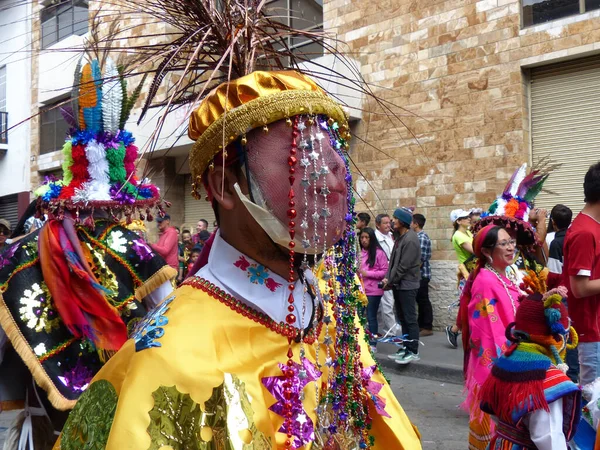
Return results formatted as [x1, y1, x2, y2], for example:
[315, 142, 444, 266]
[514, 293, 569, 338]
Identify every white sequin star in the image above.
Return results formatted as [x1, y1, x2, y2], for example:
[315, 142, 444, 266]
[320, 186, 330, 196]
[312, 212, 320, 222]
[308, 150, 320, 161]
[319, 165, 330, 176]
[297, 413, 308, 426]
[320, 207, 331, 218]
[315, 132, 325, 141]
[297, 122, 306, 131]
[300, 220, 309, 229]
[301, 178, 310, 188]
[300, 158, 310, 168]
[302, 239, 311, 249]
[310, 171, 319, 181]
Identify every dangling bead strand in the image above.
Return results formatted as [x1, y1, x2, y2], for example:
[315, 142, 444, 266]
[282, 116, 300, 450]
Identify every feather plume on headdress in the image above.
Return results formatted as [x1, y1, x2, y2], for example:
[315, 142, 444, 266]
[102, 57, 123, 134]
[519, 157, 561, 204]
[503, 163, 527, 198]
[92, 0, 410, 131]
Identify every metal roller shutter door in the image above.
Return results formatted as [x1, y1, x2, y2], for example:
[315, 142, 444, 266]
[183, 175, 215, 232]
[0, 194, 18, 231]
[531, 56, 600, 213]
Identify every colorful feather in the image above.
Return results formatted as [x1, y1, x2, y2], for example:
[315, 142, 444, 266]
[102, 57, 122, 134]
[503, 163, 527, 197]
[121, 73, 147, 128]
[521, 173, 549, 203]
[70, 55, 83, 130]
[60, 106, 78, 129]
[78, 63, 94, 129]
[85, 60, 104, 134]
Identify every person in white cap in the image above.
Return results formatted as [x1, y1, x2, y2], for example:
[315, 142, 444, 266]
[451, 209, 474, 263]
[445, 209, 474, 348]
[469, 208, 483, 227]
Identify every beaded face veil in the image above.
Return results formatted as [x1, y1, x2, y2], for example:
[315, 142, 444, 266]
[201, 110, 371, 448]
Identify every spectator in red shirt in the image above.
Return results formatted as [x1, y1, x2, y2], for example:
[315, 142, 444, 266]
[563, 161, 600, 386]
[150, 214, 179, 270]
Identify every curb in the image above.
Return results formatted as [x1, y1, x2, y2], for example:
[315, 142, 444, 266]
[375, 354, 464, 385]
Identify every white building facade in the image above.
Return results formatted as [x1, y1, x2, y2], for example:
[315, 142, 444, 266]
[0, 0, 34, 228]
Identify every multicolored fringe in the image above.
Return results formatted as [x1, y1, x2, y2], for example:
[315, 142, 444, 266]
[480, 344, 551, 423]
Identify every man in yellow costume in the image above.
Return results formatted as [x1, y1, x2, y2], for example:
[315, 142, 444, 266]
[55, 2, 423, 449]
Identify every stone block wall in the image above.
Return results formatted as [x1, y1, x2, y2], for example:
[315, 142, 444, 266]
[325, 0, 600, 260]
[430, 260, 460, 330]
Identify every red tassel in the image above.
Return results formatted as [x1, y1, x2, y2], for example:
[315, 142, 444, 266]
[480, 376, 548, 423]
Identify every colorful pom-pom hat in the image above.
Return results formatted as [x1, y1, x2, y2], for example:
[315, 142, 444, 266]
[472, 163, 552, 246]
[34, 57, 166, 223]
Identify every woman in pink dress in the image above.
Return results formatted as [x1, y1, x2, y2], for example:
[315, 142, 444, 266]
[359, 227, 389, 343]
[459, 224, 522, 450]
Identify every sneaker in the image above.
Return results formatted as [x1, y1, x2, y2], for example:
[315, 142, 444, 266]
[387, 351, 404, 362]
[395, 351, 420, 365]
[446, 325, 459, 349]
[420, 329, 433, 337]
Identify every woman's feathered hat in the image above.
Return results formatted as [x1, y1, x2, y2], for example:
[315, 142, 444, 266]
[473, 162, 556, 246]
[34, 57, 165, 223]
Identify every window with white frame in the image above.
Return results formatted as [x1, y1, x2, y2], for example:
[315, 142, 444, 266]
[265, 0, 324, 62]
[523, 0, 600, 27]
[41, 0, 89, 49]
[40, 100, 70, 155]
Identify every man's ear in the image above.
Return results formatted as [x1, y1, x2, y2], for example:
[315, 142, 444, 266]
[206, 165, 239, 211]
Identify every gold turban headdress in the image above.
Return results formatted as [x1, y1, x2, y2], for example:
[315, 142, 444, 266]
[188, 70, 349, 182]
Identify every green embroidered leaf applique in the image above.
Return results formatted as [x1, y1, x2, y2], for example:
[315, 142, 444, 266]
[147, 386, 203, 450]
[147, 377, 271, 450]
[60, 380, 118, 450]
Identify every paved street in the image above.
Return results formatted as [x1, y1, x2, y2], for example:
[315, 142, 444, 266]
[390, 374, 468, 449]
[0, 373, 468, 449]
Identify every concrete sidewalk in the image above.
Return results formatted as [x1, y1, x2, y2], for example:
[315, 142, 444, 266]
[374, 330, 464, 385]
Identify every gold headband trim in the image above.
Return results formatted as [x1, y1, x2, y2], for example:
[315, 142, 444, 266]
[189, 90, 348, 179]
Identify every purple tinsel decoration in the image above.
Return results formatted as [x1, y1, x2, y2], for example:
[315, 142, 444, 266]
[132, 238, 154, 261]
[44, 174, 58, 184]
[95, 131, 120, 149]
[262, 359, 320, 448]
[57, 359, 94, 392]
[109, 184, 136, 204]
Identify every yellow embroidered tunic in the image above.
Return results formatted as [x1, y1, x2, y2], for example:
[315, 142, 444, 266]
[55, 281, 421, 449]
